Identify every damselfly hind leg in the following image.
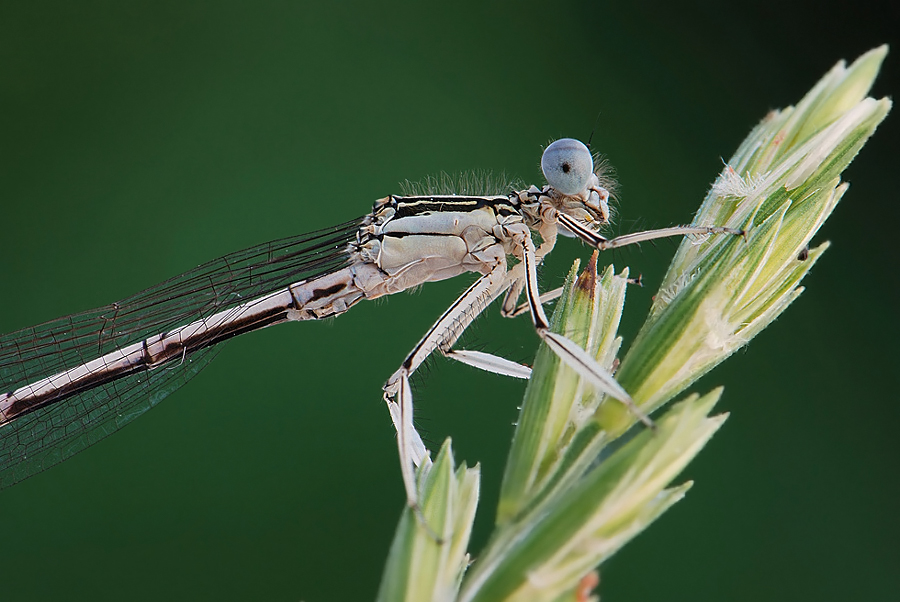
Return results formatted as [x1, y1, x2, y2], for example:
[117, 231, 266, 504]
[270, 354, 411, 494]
[382, 262, 523, 508]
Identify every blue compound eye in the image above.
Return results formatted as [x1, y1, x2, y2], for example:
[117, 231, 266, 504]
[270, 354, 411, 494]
[541, 138, 593, 195]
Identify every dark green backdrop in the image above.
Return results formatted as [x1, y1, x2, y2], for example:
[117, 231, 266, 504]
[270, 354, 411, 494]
[1, 2, 897, 600]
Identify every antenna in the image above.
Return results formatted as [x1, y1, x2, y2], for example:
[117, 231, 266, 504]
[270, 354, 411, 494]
[586, 111, 602, 149]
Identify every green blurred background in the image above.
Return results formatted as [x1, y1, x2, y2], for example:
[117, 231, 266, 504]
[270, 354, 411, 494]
[1, 1, 897, 600]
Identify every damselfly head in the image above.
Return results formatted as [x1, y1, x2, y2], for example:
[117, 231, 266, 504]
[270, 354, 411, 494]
[542, 138, 611, 235]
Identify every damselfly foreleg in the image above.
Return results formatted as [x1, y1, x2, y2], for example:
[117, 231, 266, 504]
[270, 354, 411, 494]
[556, 213, 745, 251]
[503, 218, 743, 318]
[506, 224, 654, 427]
[500, 220, 744, 427]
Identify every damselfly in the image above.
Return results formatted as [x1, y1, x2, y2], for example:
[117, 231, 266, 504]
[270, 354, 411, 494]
[0, 139, 740, 504]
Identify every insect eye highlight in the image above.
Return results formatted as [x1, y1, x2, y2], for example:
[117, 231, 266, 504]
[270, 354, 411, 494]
[541, 138, 593, 195]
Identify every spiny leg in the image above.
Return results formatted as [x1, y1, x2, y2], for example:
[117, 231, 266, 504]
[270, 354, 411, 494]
[383, 261, 518, 507]
[382, 213, 737, 504]
[445, 349, 532, 379]
[395, 373, 425, 506]
[388, 375, 445, 542]
[384, 262, 512, 398]
[504, 286, 564, 318]
[504, 275, 640, 319]
[508, 215, 744, 423]
[505, 215, 737, 319]
[556, 212, 744, 251]
[505, 215, 732, 318]
[508, 223, 655, 428]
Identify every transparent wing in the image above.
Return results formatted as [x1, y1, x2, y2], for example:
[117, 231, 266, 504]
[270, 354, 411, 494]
[0, 218, 361, 488]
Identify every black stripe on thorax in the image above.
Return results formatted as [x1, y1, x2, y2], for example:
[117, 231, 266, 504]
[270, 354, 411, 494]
[392, 195, 518, 219]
